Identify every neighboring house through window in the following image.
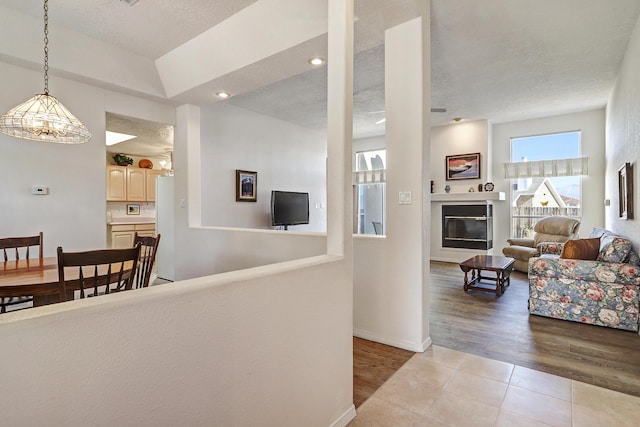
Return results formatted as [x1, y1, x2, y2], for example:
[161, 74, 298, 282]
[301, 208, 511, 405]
[509, 131, 582, 238]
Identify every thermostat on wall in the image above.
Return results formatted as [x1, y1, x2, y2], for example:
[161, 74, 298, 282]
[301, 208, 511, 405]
[31, 186, 49, 195]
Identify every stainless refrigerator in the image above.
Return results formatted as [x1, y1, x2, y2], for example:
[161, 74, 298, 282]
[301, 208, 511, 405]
[155, 175, 175, 281]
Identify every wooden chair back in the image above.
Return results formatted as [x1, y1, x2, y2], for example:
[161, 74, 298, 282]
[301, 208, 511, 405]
[132, 233, 161, 289]
[0, 232, 43, 262]
[56, 245, 141, 302]
[0, 232, 43, 312]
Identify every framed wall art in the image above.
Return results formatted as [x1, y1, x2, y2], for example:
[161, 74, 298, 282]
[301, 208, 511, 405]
[446, 153, 481, 180]
[618, 162, 633, 219]
[127, 204, 140, 215]
[236, 170, 257, 202]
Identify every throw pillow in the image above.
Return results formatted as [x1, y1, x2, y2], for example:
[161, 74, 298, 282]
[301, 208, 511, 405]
[625, 250, 640, 266]
[560, 238, 601, 260]
[597, 236, 633, 263]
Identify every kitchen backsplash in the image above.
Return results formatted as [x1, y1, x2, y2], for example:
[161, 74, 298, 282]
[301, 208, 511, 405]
[107, 202, 156, 221]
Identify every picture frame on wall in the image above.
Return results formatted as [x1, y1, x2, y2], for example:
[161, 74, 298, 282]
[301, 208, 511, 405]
[618, 162, 633, 219]
[236, 170, 257, 202]
[127, 204, 140, 215]
[446, 153, 481, 180]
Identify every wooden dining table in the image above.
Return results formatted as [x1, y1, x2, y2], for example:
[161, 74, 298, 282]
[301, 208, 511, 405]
[0, 257, 134, 308]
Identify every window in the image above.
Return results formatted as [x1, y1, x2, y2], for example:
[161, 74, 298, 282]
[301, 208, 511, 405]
[509, 132, 581, 238]
[354, 149, 386, 235]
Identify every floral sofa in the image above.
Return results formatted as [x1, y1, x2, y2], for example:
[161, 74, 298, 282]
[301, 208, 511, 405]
[528, 228, 640, 332]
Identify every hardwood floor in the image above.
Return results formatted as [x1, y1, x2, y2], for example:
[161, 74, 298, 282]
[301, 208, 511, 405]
[353, 337, 414, 408]
[353, 261, 640, 407]
[430, 260, 640, 397]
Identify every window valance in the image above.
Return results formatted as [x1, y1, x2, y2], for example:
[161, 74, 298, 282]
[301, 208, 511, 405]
[504, 157, 588, 179]
[353, 169, 386, 184]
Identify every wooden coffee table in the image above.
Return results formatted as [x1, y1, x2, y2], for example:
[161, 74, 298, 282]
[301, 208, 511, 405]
[459, 255, 515, 296]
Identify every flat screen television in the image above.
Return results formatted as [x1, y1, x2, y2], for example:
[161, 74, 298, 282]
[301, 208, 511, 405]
[271, 190, 309, 228]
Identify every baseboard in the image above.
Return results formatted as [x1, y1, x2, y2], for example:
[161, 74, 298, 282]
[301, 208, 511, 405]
[330, 404, 356, 427]
[421, 336, 433, 352]
[353, 328, 427, 352]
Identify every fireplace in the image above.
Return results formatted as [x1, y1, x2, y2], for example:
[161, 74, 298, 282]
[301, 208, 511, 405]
[442, 204, 493, 250]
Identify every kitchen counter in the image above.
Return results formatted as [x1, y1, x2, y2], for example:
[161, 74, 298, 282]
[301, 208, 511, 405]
[108, 217, 156, 225]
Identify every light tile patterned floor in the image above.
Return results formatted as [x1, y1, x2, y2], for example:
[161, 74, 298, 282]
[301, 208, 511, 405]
[349, 345, 640, 427]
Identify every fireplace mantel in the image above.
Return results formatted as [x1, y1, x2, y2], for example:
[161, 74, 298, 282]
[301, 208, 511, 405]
[430, 191, 505, 202]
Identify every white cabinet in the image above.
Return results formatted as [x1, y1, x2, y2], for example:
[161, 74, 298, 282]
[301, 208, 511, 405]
[106, 166, 162, 202]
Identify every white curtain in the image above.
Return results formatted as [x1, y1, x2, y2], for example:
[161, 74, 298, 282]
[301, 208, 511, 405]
[504, 157, 588, 179]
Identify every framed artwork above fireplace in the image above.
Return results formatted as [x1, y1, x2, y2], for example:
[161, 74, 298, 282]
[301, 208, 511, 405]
[446, 152, 481, 180]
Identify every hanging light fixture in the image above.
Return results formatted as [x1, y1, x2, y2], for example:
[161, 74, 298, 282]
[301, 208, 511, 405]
[0, 0, 91, 144]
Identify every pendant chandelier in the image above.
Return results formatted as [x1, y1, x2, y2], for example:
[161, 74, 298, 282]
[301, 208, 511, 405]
[0, 0, 91, 144]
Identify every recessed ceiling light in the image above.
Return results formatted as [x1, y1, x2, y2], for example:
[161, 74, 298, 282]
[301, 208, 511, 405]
[216, 91, 231, 99]
[308, 57, 326, 66]
[106, 131, 136, 146]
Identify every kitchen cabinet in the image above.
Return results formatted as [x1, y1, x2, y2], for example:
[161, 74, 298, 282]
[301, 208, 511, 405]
[106, 166, 127, 201]
[127, 168, 146, 201]
[109, 223, 156, 248]
[145, 169, 163, 202]
[106, 165, 162, 202]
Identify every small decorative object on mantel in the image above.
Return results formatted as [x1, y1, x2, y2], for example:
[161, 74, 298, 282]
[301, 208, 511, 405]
[468, 187, 475, 192]
[138, 159, 153, 169]
[431, 180, 435, 193]
[444, 184, 451, 193]
[478, 184, 483, 192]
[113, 153, 133, 166]
[484, 182, 495, 192]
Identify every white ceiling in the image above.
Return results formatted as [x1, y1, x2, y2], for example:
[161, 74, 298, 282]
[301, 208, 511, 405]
[3, 0, 640, 152]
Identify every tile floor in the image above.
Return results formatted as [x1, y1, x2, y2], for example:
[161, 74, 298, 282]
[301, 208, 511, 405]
[349, 345, 640, 427]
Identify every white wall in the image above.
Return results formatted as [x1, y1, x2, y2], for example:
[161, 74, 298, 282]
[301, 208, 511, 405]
[430, 120, 490, 194]
[200, 103, 327, 232]
[353, 13, 431, 352]
[0, 1, 356, 426]
[492, 109, 606, 252]
[0, 61, 174, 256]
[606, 13, 640, 246]
[0, 258, 352, 427]
[429, 120, 496, 262]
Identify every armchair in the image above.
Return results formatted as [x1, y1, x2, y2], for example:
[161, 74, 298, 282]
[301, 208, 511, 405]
[502, 216, 581, 272]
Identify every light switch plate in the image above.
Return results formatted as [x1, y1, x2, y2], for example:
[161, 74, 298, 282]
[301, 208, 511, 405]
[398, 191, 412, 205]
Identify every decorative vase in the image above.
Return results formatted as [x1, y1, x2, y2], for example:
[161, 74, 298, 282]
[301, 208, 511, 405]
[445, 185, 451, 193]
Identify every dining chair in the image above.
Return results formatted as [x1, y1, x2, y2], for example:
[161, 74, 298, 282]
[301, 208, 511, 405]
[0, 232, 43, 313]
[132, 232, 161, 288]
[56, 245, 141, 302]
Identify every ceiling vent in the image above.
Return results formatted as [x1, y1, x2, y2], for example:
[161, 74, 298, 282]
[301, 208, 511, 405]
[121, 0, 140, 5]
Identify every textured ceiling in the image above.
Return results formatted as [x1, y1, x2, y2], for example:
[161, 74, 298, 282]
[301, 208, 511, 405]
[3, 0, 640, 151]
[106, 113, 173, 158]
[6, 0, 260, 58]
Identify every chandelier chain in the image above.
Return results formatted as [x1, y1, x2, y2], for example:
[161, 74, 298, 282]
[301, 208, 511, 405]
[43, 0, 49, 94]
